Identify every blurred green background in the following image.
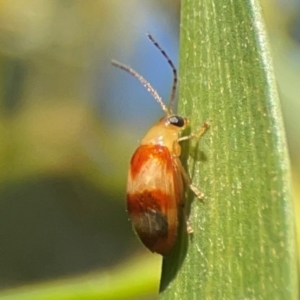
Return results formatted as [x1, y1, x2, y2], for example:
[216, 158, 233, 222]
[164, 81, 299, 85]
[0, 0, 299, 297]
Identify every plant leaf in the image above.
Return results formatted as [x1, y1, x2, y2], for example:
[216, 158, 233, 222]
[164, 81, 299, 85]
[159, 0, 298, 299]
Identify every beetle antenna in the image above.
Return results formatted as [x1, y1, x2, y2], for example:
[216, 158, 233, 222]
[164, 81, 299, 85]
[111, 60, 170, 115]
[147, 33, 177, 114]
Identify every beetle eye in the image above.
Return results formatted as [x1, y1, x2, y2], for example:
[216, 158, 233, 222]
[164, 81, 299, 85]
[168, 116, 185, 127]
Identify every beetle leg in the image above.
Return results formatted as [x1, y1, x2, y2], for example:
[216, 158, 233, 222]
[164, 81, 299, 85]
[178, 121, 210, 142]
[180, 163, 204, 199]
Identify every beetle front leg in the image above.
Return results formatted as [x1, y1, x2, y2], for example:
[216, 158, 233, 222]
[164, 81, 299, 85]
[178, 121, 210, 142]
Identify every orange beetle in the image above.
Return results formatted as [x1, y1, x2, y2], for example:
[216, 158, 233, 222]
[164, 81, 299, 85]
[112, 34, 209, 256]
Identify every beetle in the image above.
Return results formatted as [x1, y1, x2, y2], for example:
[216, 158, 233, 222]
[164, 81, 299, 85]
[112, 34, 209, 255]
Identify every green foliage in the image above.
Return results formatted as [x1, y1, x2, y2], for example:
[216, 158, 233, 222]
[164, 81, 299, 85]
[159, 0, 298, 299]
[0, 256, 160, 300]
